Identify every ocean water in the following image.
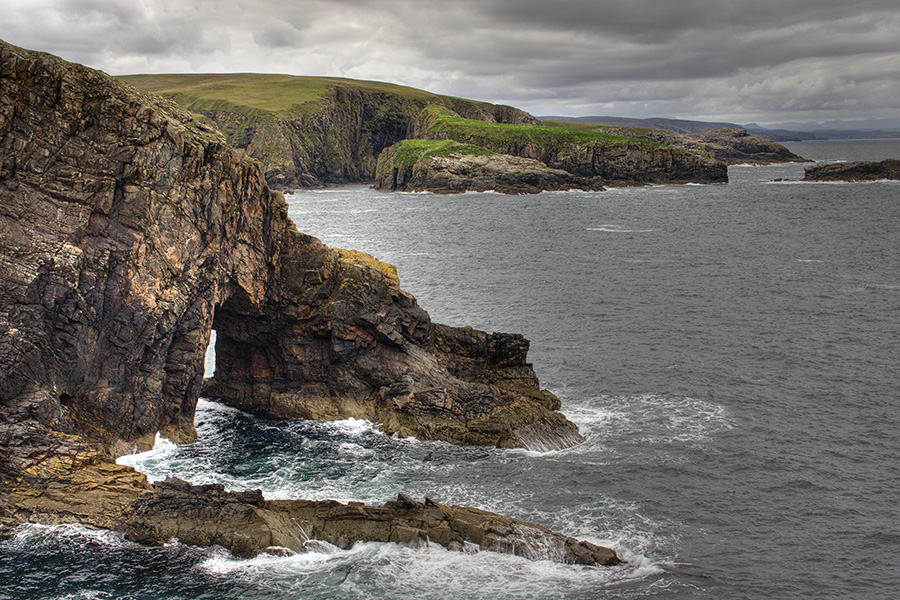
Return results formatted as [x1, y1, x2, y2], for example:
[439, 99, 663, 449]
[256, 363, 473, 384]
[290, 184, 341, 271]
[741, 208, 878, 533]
[2, 139, 898, 599]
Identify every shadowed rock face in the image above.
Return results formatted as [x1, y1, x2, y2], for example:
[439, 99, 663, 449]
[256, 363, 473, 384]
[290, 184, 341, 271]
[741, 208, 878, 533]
[0, 39, 580, 456]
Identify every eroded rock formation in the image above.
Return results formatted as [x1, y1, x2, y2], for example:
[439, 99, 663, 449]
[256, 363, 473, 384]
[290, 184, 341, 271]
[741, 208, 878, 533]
[0, 39, 607, 563]
[1, 39, 578, 457]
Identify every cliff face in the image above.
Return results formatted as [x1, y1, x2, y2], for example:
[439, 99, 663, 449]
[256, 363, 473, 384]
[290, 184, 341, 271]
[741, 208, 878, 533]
[374, 139, 605, 194]
[563, 122, 806, 165]
[372, 107, 727, 193]
[0, 41, 276, 452]
[417, 106, 728, 185]
[0, 40, 580, 462]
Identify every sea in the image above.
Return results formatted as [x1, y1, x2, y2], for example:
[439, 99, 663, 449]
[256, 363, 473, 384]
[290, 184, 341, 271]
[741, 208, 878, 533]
[1, 139, 898, 599]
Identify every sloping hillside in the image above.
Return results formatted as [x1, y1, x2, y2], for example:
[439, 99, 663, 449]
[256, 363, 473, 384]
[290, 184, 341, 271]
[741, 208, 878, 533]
[120, 74, 538, 189]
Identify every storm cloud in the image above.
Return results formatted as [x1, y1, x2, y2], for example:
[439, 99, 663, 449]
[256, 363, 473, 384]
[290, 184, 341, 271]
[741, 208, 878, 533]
[2, 0, 898, 124]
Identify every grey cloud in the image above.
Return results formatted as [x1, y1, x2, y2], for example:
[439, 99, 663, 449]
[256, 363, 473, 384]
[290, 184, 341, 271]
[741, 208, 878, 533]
[1, 0, 898, 123]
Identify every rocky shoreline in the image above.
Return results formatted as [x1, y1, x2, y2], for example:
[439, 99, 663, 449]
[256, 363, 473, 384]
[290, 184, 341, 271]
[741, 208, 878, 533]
[0, 38, 618, 565]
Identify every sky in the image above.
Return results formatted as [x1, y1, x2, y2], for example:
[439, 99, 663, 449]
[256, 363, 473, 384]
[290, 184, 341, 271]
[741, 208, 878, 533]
[2, 0, 899, 126]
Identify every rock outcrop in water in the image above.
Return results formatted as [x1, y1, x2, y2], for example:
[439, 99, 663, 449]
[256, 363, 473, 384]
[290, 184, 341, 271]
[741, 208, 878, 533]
[124, 478, 620, 565]
[803, 159, 900, 181]
[0, 39, 611, 564]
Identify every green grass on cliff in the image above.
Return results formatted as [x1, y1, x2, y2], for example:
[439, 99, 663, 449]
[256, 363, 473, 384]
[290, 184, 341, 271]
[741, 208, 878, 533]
[425, 106, 663, 149]
[543, 119, 664, 139]
[389, 139, 496, 166]
[119, 73, 461, 115]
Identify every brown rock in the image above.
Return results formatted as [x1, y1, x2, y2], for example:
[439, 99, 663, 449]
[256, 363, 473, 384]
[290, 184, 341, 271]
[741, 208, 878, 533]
[1, 38, 579, 455]
[374, 144, 606, 194]
[123, 479, 620, 565]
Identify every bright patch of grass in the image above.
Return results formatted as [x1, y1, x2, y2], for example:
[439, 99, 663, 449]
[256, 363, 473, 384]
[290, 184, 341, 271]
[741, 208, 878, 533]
[424, 106, 664, 149]
[389, 139, 496, 166]
[118, 74, 459, 115]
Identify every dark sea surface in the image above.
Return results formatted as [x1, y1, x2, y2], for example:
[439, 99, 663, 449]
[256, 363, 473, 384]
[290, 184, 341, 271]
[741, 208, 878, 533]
[2, 139, 898, 599]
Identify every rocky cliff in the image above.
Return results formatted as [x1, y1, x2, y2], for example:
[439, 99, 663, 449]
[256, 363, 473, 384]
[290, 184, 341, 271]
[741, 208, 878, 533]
[803, 159, 900, 181]
[0, 39, 611, 564]
[373, 139, 606, 194]
[120, 74, 540, 190]
[405, 106, 729, 188]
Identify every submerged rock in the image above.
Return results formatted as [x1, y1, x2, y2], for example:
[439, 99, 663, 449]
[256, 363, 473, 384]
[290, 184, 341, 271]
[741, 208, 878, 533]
[803, 159, 900, 181]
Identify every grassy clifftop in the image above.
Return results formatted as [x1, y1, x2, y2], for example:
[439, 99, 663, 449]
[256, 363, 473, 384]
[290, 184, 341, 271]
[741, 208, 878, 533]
[121, 74, 537, 189]
[119, 74, 473, 116]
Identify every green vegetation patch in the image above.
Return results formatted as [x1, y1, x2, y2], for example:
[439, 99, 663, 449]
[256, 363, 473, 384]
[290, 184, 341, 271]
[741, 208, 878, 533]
[388, 139, 496, 166]
[542, 119, 663, 139]
[119, 74, 460, 116]
[424, 106, 664, 149]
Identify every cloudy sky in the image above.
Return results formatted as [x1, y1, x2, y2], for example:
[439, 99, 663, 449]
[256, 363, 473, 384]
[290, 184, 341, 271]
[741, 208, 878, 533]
[3, 0, 899, 125]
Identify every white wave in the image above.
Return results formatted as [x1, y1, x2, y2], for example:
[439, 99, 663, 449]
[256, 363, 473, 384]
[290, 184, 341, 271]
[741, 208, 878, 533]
[795, 258, 824, 263]
[115, 431, 179, 479]
[565, 393, 733, 449]
[324, 417, 377, 437]
[587, 224, 659, 233]
[338, 442, 376, 458]
[197, 540, 655, 598]
[2, 523, 127, 550]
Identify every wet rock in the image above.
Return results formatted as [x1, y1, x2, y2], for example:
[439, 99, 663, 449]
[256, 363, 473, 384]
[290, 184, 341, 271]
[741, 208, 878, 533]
[124, 481, 620, 566]
[0, 39, 603, 569]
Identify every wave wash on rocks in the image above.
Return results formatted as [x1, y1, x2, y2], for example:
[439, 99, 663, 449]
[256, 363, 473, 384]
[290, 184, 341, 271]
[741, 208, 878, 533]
[0, 39, 616, 565]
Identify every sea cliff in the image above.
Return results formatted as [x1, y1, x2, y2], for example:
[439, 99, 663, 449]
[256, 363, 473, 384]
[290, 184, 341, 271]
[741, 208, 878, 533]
[0, 39, 615, 564]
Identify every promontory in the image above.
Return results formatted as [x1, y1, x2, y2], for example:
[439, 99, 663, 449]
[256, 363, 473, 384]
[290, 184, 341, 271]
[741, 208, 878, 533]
[0, 39, 620, 564]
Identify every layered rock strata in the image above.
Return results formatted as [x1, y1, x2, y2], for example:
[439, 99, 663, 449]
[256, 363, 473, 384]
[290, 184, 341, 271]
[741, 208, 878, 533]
[121, 74, 541, 190]
[0, 455, 618, 566]
[1, 39, 578, 457]
[0, 39, 604, 562]
[803, 159, 900, 181]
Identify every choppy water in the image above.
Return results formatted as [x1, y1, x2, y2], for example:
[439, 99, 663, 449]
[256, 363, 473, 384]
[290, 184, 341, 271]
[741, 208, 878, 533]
[2, 139, 899, 599]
